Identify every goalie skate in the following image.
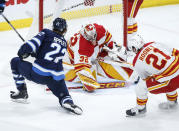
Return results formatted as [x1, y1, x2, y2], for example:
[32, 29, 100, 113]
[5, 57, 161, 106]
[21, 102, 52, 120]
[10, 90, 29, 104]
[126, 106, 146, 117]
[158, 100, 178, 110]
[62, 102, 83, 115]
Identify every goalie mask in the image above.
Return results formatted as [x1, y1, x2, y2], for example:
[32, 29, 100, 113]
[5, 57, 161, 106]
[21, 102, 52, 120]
[80, 24, 97, 42]
[127, 34, 145, 53]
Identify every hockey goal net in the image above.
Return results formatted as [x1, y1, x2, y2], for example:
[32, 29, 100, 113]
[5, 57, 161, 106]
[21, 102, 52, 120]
[28, 0, 128, 46]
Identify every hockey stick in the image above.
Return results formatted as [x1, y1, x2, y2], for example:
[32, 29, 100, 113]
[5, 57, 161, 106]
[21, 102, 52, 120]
[45, 81, 133, 92]
[68, 81, 133, 90]
[1, 13, 25, 42]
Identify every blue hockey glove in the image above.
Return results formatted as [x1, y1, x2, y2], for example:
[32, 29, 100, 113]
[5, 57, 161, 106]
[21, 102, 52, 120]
[18, 44, 32, 59]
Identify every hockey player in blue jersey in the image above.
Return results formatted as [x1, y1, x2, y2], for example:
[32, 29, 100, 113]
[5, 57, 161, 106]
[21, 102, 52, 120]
[10, 17, 83, 115]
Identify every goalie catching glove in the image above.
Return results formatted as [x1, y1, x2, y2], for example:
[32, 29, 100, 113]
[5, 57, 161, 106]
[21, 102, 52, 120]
[102, 42, 127, 62]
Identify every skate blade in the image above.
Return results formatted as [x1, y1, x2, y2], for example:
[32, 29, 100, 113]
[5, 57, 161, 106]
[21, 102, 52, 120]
[73, 107, 83, 115]
[63, 104, 83, 115]
[126, 113, 146, 118]
[158, 103, 178, 110]
[11, 98, 30, 104]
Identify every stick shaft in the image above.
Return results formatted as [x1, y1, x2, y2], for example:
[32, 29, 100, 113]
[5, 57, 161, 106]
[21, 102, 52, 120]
[68, 81, 133, 89]
[1, 13, 25, 42]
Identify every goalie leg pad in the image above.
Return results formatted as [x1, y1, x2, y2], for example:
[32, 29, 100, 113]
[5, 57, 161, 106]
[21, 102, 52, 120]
[76, 67, 100, 92]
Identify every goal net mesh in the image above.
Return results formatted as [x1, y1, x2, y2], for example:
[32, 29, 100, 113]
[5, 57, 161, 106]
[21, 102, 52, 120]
[28, 0, 127, 45]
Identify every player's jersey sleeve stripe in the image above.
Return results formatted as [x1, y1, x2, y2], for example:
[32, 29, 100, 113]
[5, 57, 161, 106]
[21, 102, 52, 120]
[26, 40, 36, 52]
[104, 31, 112, 44]
[30, 39, 40, 50]
[32, 37, 41, 47]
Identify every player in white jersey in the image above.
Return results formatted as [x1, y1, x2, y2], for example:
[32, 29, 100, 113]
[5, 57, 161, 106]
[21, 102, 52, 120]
[63, 23, 139, 92]
[127, 0, 143, 39]
[125, 36, 179, 116]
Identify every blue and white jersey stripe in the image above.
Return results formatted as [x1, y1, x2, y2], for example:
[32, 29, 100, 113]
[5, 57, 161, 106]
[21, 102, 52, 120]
[32, 63, 65, 81]
[31, 37, 41, 47]
[26, 36, 42, 53]
[26, 40, 37, 52]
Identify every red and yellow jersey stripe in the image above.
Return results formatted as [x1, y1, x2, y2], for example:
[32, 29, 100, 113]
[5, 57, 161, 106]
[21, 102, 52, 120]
[104, 31, 112, 44]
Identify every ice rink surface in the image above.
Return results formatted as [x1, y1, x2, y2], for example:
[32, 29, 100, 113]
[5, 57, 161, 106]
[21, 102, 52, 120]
[0, 4, 179, 131]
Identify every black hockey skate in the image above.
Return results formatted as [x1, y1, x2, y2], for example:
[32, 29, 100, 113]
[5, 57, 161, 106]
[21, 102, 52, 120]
[126, 106, 146, 117]
[62, 102, 83, 115]
[10, 85, 29, 104]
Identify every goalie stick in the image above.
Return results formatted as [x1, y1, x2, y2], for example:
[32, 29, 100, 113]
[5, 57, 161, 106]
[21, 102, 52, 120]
[45, 81, 133, 91]
[68, 81, 133, 89]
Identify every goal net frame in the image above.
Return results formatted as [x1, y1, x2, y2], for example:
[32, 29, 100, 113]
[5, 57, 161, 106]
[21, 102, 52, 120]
[36, 0, 128, 47]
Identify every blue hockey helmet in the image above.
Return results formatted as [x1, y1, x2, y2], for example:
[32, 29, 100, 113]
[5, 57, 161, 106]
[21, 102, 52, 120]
[52, 17, 67, 33]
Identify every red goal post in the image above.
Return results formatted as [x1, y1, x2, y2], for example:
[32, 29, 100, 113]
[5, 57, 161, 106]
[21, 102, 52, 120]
[30, 0, 128, 47]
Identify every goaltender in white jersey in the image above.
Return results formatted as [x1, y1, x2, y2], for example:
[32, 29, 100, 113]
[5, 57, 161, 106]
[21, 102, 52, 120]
[63, 23, 139, 92]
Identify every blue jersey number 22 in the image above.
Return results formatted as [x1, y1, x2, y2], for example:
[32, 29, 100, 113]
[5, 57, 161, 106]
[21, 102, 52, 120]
[44, 43, 66, 63]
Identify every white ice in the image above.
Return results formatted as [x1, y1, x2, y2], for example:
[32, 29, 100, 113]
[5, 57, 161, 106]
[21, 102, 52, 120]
[0, 5, 179, 131]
